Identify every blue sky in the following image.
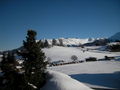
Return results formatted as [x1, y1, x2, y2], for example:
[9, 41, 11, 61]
[0, 0, 120, 50]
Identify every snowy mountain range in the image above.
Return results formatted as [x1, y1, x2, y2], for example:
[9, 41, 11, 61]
[43, 38, 95, 46]
[1, 32, 120, 52]
[41, 32, 120, 46]
[41, 38, 109, 46]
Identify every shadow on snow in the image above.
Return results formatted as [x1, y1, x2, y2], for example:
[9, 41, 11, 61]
[70, 71, 120, 89]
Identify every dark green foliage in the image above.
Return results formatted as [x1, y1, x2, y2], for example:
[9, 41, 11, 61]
[44, 40, 49, 47]
[109, 44, 120, 52]
[104, 56, 115, 60]
[1, 52, 18, 73]
[0, 52, 31, 90]
[38, 40, 45, 48]
[21, 30, 47, 88]
[52, 39, 57, 46]
[59, 39, 64, 46]
[105, 56, 109, 60]
[94, 39, 109, 46]
[86, 57, 97, 62]
[115, 40, 120, 42]
[0, 30, 47, 90]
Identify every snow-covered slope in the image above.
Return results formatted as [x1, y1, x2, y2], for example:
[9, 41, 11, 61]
[41, 70, 93, 90]
[48, 61, 120, 89]
[109, 32, 120, 41]
[43, 46, 117, 62]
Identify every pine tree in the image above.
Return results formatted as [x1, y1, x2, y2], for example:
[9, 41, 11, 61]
[44, 40, 49, 47]
[22, 30, 47, 89]
[52, 39, 57, 46]
[39, 40, 45, 48]
[59, 39, 64, 46]
[1, 52, 17, 73]
[0, 52, 28, 90]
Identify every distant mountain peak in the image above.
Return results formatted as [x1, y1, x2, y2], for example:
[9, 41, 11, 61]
[41, 37, 109, 46]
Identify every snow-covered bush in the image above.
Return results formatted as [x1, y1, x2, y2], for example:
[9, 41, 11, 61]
[71, 55, 78, 61]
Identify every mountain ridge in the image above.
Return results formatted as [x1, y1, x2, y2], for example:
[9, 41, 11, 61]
[41, 37, 108, 46]
[109, 32, 120, 41]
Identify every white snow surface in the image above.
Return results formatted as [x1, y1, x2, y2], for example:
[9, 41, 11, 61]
[42, 46, 120, 89]
[48, 61, 120, 89]
[43, 46, 118, 62]
[41, 70, 93, 90]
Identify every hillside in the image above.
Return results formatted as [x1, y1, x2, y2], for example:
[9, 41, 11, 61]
[43, 46, 118, 62]
[48, 61, 120, 89]
[109, 32, 120, 41]
[43, 46, 120, 89]
[41, 70, 93, 90]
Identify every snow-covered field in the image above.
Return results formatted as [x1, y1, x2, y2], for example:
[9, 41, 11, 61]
[43, 46, 119, 62]
[48, 61, 120, 89]
[43, 46, 120, 89]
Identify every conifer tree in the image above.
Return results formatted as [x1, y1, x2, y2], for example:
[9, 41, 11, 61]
[0, 52, 27, 90]
[52, 39, 57, 46]
[22, 30, 47, 89]
[59, 39, 64, 46]
[44, 40, 49, 47]
[1, 52, 17, 73]
[38, 40, 45, 48]
[0, 52, 16, 89]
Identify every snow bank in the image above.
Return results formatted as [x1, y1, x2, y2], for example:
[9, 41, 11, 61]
[41, 70, 93, 90]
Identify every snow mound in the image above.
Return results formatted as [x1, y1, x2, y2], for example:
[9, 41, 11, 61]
[41, 70, 93, 90]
